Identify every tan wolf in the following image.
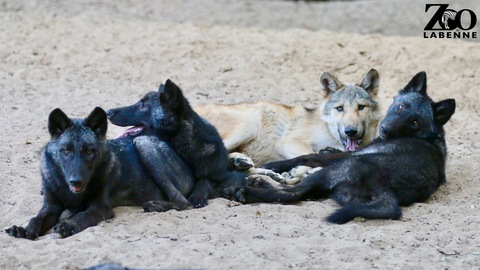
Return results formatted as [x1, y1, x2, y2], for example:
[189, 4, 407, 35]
[195, 68, 381, 178]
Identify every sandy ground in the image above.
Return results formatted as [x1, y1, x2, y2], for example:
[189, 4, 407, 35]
[1, 0, 480, 269]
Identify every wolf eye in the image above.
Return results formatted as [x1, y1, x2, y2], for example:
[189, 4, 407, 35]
[358, 105, 366, 111]
[63, 148, 71, 154]
[412, 120, 420, 126]
[335, 106, 344, 112]
[398, 104, 405, 111]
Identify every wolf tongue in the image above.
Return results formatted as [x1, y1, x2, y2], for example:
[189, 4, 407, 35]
[116, 126, 144, 139]
[72, 186, 83, 192]
[346, 138, 359, 151]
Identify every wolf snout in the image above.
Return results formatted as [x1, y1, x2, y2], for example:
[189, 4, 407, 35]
[67, 175, 86, 193]
[380, 124, 388, 136]
[68, 176, 83, 186]
[344, 126, 358, 137]
[105, 109, 115, 119]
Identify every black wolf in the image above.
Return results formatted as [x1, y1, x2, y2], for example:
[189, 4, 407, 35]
[224, 71, 456, 224]
[107, 79, 247, 208]
[6, 107, 195, 239]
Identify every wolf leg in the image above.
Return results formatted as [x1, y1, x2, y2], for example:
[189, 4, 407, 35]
[262, 152, 351, 172]
[326, 192, 402, 224]
[223, 171, 327, 203]
[54, 199, 114, 238]
[221, 121, 257, 152]
[276, 139, 312, 160]
[223, 185, 306, 204]
[134, 137, 192, 208]
[188, 178, 211, 208]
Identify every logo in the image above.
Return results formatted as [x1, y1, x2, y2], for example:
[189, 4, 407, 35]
[424, 4, 477, 39]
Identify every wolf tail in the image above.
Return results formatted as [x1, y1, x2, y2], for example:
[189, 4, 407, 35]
[326, 192, 402, 224]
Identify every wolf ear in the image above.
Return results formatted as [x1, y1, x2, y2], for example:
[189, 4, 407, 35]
[160, 79, 181, 103]
[84, 107, 108, 139]
[48, 108, 73, 139]
[358, 68, 379, 96]
[433, 99, 456, 126]
[160, 79, 186, 113]
[158, 83, 165, 92]
[401, 71, 427, 95]
[320, 72, 343, 96]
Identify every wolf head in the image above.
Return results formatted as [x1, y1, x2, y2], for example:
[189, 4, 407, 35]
[46, 107, 108, 194]
[322, 68, 380, 151]
[379, 71, 456, 141]
[107, 79, 188, 137]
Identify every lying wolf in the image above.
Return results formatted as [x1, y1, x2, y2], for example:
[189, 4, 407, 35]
[6, 107, 195, 239]
[224, 71, 456, 224]
[108, 80, 247, 208]
[195, 68, 381, 167]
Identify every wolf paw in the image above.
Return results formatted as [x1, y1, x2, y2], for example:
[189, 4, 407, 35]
[247, 168, 285, 182]
[143, 201, 169, 212]
[279, 176, 301, 185]
[6, 225, 28, 239]
[281, 166, 310, 184]
[229, 152, 255, 170]
[246, 175, 281, 189]
[188, 196, 209, 209]
[54, 221, 80, 238]
[319, 147, 343, 154]
[277, 166, 322, 185]
[174, 201, 193, 211]
[143, 200, 191, 212]
[222, 187, 246, 203]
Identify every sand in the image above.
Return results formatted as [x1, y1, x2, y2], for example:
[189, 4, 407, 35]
[1, 0, 479, 269]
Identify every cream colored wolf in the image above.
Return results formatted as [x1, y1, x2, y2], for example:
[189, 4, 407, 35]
[196, 69, 381, 178]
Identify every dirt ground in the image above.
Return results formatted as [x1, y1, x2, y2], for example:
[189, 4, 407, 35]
[1, 0, 479, 269]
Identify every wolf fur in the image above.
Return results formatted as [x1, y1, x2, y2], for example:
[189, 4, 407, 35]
[195, 68, 381, 167]
[107, 79, 247, 208]
[6, 107, 195, 239]
[224, 71, 456, 224]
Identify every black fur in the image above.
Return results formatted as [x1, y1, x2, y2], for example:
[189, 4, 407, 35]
[107, 79, 247, 207]
[6, 107, 195, 239]
[226, 72, 456, 224]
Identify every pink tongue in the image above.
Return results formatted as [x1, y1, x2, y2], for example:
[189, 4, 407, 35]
[116, 126, 144, 139]
[70, 185, 83, 193]
[346, 138, 360, 151]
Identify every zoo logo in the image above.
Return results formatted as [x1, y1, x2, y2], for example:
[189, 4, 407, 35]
[424, 4, 478, 39]
[441, 10, 457, 30]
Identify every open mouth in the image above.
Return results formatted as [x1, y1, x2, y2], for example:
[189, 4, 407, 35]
[343, 137, 363, 152]
[116, 125, 145, 139]
[69, 185, 85, 194]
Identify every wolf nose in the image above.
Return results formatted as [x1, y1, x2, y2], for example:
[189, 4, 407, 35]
[68, 176, 82, 186]
[106, 109, 114, 119]
[344, 127, 358, 137]
[380, 124, 388, 135]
